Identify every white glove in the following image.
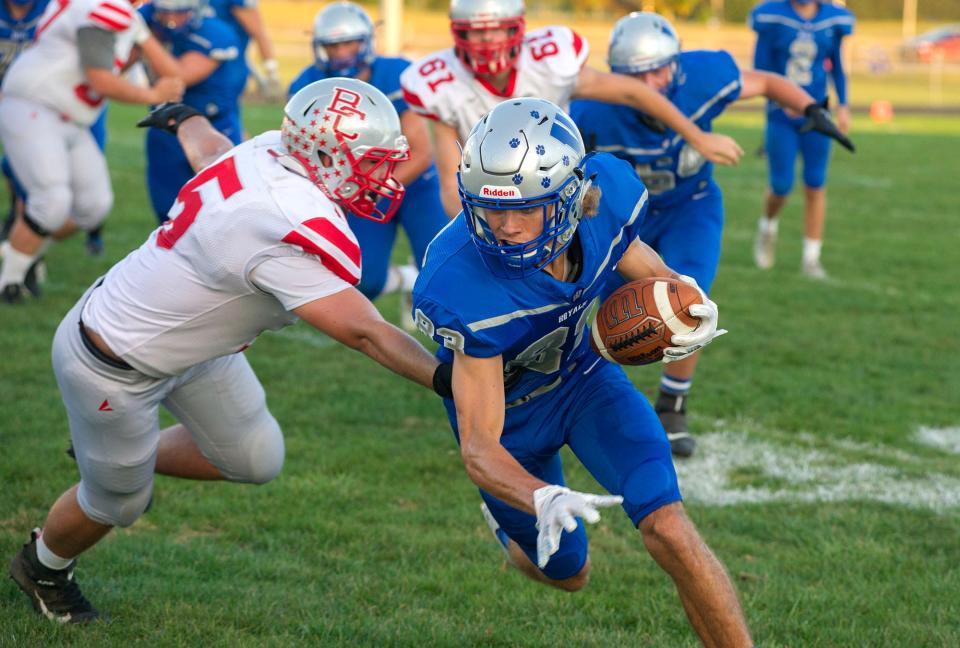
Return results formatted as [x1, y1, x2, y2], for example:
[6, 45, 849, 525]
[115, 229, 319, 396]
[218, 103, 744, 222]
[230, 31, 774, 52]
[533, 485, 623, 569]
[663, 274, 727, 363]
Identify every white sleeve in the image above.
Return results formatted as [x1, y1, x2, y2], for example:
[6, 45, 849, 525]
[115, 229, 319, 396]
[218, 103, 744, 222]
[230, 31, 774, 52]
[250, 254, 353, 311]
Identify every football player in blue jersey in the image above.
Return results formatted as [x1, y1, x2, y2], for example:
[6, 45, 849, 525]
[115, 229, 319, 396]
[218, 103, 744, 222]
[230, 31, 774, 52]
[202, 0, 279, 100]
[142, 0, 247, 223]
[570, 12, 852, 457]
[413, 98, 752, 646]
[290, 2, 447, 325]
[750, 0, 855, 278]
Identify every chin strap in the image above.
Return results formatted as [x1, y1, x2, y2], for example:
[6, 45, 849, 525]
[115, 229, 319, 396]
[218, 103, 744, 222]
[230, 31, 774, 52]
[269, 149, 314, 181]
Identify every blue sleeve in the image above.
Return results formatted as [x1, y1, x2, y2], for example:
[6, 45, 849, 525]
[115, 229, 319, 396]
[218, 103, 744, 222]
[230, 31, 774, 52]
[749, 6, 777, 72]
[830, 38, 847, 105]
[413, 294, 503, 359]
[185, 20, 240, 62]
[375, 57, 412, 116]
[685, 51, 742, 120]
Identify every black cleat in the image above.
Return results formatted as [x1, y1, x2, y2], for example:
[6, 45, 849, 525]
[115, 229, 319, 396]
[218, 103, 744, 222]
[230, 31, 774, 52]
[656, 391, 696, 458]
[85, 228, 104, 257]
[23, 258, 44, 298]
[2, 283, 24, 304]
[9, 529, 99, 624]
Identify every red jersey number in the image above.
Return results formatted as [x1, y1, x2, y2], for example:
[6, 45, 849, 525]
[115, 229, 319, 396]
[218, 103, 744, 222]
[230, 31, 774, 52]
[157, 157, 243, 249]
[418, 58, 455, 93]
[526, 30, 560, 61]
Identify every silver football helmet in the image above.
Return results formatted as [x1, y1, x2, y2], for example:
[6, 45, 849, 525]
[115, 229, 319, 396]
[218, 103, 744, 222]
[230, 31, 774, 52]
[449, 0, 525, 75]
[312, 2, 376, 77]
[458, 98, 589, 278]
[608, 12, 681, 74]
[152, 0, 202, 35]
[280, 78, 410, 222]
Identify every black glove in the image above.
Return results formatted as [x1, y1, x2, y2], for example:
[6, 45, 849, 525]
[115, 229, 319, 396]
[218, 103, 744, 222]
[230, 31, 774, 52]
[800, 100, 855, 153]
[137, 103, 204, 135]
[432, 363, 453, 399]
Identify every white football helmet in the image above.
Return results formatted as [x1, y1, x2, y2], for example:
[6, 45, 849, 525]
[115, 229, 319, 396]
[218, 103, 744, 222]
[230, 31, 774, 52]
[458, 98, 589, 278]
[608, 12, 681, 75]
[449, 0, 525, 75]
[312, 2, 376, 77]
[280, 78, 410, 222]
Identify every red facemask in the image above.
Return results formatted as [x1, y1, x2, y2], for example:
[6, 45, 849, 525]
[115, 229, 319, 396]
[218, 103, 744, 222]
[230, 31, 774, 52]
[451, 16, 525, 75]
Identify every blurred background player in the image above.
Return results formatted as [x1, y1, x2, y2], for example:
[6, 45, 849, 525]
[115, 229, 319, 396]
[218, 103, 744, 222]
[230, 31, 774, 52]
[202, 0, 280, 101]
[289, 2, 446, 326]
[8, 80, 442, 623]
[0, 0, 107, 280]
[141, 0, 246, 223]
[571, 12, 853, 457]
[400, 0, 745, 219]
[413, 98, 748, 646]
[0, 0, 184, 304]
[750, 0, 855, 279]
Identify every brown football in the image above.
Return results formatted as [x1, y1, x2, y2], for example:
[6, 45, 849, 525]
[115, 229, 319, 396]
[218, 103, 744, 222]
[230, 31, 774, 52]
[589, 277, 703, 365]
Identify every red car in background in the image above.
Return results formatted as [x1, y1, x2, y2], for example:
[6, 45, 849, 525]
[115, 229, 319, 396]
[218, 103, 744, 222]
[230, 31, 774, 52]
[901, 25, 960, 62]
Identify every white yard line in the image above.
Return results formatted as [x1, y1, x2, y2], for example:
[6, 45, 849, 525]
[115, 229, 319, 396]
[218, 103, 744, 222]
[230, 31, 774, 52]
[675, 421, 960, 512]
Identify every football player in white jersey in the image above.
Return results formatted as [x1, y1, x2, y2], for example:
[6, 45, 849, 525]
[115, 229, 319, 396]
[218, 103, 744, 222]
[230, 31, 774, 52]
[8, 79, 444, 623]
[0, 0, 184, 303]
[400, 0, 745, 216]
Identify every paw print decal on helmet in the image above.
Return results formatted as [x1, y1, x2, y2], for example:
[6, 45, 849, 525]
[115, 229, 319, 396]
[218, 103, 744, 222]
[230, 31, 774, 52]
[535, 144, 545, 155]
[512, 173, 523, 185]
[541, 177, 551, 188]
[509, 138, 520, 148]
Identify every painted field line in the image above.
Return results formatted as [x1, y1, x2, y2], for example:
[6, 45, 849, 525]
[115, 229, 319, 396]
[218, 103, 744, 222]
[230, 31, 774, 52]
[675, 422, 960, 513]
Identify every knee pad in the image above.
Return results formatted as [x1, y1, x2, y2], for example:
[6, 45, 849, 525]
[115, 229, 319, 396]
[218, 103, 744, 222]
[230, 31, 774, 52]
[73, 187, 114, 231]
[26, 185, 71, 233]
[77, 477, 155, 528]
[232, 417, 285, 485]
[769, 173, 795, 198]
[622, 459, 681, 528]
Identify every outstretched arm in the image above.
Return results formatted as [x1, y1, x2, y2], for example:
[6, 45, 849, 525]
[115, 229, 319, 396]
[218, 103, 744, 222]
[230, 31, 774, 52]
[739, 69, 815, 113]
[294, 288, 438, 389]
[574, 66, 743, 166]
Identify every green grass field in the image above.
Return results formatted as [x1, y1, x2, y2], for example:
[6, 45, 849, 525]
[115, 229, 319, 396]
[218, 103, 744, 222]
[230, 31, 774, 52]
[1, 104, 959, 647]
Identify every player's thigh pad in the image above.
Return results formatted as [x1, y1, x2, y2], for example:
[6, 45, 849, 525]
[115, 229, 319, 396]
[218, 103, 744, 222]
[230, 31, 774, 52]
[346, 211, 397, 298]
[799, 129, 832, 189]
[69, 131, 113, 230]
[399, 171, 449, 268]
[652, 183, 724, 293]
[765, 117, 801, 197]
[0, 97, 74, 231]
[480, 455, 589, 582]
[566, 362, 681, 527]
[163, 353, 284, 484]
[53, 293, 171, 527]
[442, 398, 589, 581]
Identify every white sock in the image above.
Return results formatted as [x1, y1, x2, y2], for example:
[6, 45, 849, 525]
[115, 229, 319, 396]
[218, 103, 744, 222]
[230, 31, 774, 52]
[758, 216, 778, 234]
[0, 244, 37, 289]
[382, 264, 419, 294]
[803, 238, 822, 264]
[36, 533, 73, 570]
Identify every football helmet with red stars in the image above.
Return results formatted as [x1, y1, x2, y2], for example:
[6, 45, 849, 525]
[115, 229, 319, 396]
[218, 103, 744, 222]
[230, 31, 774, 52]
[280, 78, 410, 222]
[450, 0, 525, 76]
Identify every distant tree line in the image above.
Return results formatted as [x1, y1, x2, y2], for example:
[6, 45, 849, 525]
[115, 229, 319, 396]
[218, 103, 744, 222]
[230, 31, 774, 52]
[406, 0, 959, 22]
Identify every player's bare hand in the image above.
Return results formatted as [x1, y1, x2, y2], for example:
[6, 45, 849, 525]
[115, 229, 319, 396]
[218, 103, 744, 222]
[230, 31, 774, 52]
[150, 77, 185, 104]
[836, 104, 851, 136]
[533, 485, 622, 569]
[691, 132, 743, 166]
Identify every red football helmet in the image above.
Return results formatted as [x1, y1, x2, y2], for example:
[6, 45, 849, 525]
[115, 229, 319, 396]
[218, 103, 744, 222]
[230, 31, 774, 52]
[450, 0, 525, 76]
[280, 78, 410, 222]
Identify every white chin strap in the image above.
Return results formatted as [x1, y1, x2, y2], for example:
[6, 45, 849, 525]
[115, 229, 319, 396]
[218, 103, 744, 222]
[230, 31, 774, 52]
[274, 152, 313, 180]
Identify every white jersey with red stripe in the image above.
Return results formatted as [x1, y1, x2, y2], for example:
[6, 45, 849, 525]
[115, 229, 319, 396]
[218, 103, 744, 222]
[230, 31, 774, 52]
[82, 131, 361, 378]
[1, 0, 141, 126]
[400, 26, 588, 141]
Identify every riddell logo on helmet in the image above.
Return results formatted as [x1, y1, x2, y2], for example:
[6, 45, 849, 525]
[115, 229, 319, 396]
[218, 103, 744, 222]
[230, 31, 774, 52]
[480, 185, 521, 198]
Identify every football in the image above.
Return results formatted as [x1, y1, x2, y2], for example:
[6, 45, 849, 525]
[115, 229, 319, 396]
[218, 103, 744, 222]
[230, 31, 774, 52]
[590, 277, 703, 365]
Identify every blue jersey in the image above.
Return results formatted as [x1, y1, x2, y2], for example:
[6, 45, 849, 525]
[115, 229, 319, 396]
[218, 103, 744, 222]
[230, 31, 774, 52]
[570, 50, 741, 209]
[414, 153, 649, 405]
[0, 0, 49, 82]
[202, 0, 253, 52]
[289, 56, 411, 117]
[142, 6, 246, 119]
[289, 56, 438, 191]
[750, 0, 854, 119]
